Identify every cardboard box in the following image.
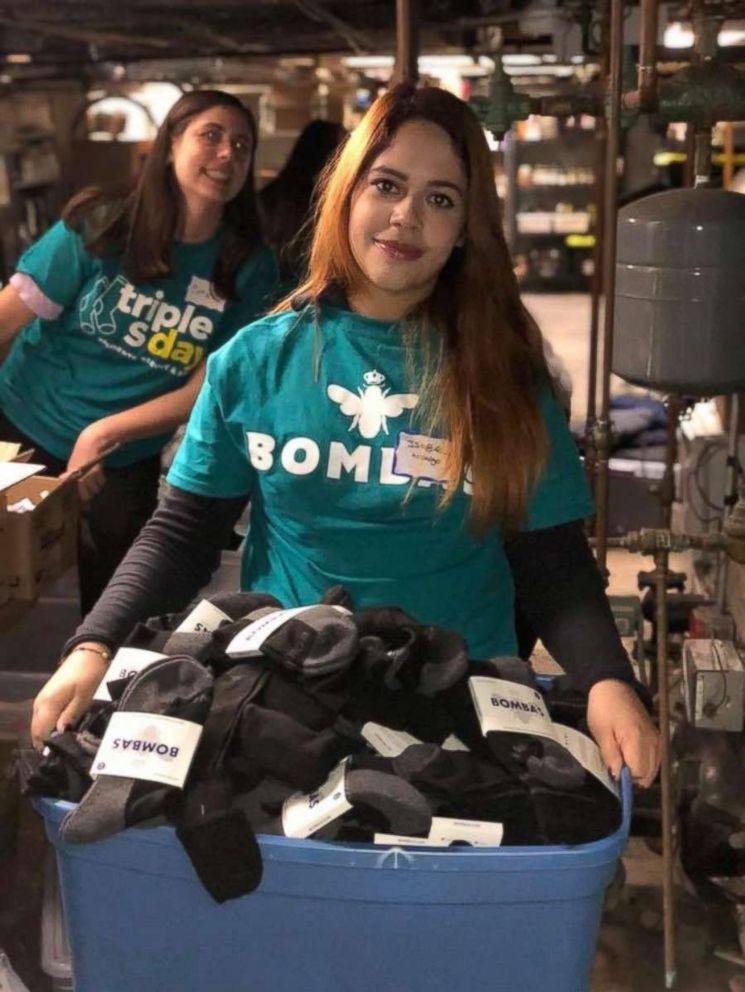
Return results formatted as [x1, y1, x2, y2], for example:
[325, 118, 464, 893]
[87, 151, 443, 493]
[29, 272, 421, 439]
[0, 444, 78, 610]
[0, 455, 43, 611]
[3, 474, 78, 601]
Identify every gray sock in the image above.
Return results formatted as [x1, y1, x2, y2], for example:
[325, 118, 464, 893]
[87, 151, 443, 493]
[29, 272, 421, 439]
[60, 655, 213, 843]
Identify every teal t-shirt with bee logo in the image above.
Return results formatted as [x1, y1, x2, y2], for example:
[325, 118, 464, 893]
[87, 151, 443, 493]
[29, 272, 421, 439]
[168, 301, 593, 657]
[0, 220, 277, 466]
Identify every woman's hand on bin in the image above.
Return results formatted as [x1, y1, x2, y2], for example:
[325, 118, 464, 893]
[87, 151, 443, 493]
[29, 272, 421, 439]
[587, 678, 660, 788]
[31, 646, 109, 749]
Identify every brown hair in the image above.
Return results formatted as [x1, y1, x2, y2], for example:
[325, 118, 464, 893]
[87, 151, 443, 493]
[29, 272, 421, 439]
[63, 89, 262, 300]
[277, 83, 551, 533]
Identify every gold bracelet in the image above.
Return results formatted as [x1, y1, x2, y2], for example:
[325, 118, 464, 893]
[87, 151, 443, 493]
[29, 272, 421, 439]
[58, 644, 112, 668]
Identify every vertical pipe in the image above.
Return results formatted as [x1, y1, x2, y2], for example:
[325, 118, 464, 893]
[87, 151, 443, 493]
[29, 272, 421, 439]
[638, 0, 659, 111]
[593, 0, 624, 572]
[681, 125, 695, 187]
[585, 0, 610, 477]
[723, 122, 735, 189]
[717, 395, 741, 613]
[693, 128, 712, 188]
[661, 397, 681, 530]
[654, 548, 677, 989]
[585, 118, 606, 494]
[394, 0, 418, 85]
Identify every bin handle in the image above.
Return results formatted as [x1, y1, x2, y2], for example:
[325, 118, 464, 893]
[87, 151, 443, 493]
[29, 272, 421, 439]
[56, 442, 121, 489]
[619, 766, 633, 839]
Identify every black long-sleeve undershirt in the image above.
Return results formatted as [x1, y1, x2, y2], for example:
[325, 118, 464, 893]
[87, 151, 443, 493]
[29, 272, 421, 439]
[64, 485, 635, 694]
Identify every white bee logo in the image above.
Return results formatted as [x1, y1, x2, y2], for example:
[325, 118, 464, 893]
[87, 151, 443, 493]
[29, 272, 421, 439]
[327, 370, 419, 439]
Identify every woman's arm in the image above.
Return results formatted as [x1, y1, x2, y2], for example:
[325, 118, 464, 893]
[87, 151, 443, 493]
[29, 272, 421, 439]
[505, 519, 660, 786]
[65, 364, 206, 500]
[0, 283, 35, 354]
[30, 484, 247, 747]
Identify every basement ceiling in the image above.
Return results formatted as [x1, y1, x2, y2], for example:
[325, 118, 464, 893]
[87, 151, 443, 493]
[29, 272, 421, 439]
[0, 1, 549, 79]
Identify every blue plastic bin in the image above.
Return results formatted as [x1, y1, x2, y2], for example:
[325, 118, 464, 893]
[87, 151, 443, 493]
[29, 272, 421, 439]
[35, 771, 630, 992]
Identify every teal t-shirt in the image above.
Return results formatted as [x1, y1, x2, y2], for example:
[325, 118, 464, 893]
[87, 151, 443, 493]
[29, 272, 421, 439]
[168, 303, 593, 657]
[0, 220, 278, 466]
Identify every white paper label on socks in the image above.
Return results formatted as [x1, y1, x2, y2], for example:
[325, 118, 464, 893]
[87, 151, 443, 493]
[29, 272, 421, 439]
[226, 604, 351, 657]
[361, 722, 422, 757]
[93, 648, 167, 702]
[468, 677, 555, 740]
[393, 431, 451, 483]
[552, 724, 620, 797]
[374, 818, 504, 848]
[90, 712, 202, 788]
[174, 599, 231, 633]
[281, 759, 352, 839]
[374, 833, 442, 847]
[441, 734, 470, 752]
[428, 817, 504, 847]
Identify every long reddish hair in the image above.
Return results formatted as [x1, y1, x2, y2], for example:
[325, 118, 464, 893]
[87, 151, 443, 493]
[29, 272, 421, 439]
[277, 84, 551, 533]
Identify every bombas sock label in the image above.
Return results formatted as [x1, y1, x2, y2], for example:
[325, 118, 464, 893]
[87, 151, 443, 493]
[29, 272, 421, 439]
[93, 648, 167, 702]
[91, 712, 203, 788]
[175, 599, 232, 633]
[281, 759, 352, 838]
[469, 677, 555, 739]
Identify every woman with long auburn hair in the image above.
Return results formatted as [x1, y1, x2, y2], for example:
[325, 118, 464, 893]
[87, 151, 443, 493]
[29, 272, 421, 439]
[0, 88, 277, 615]
[31, 84, 659, 789]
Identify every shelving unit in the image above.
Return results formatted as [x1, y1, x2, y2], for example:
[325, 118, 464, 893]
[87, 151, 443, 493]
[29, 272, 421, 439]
[503, 123, 599, 292]
[0, 135, 62, 283]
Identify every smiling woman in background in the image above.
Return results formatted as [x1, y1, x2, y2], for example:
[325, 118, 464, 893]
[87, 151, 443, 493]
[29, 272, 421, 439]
[31, 84, 659, 792]
[0, 89, 277, 615]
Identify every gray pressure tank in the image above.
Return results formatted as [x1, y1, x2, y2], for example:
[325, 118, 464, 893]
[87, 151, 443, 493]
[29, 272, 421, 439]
[613, 188, 745, 395]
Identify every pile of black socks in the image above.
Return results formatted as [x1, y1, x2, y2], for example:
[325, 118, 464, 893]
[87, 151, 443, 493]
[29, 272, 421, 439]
[20, 587, 623, 903]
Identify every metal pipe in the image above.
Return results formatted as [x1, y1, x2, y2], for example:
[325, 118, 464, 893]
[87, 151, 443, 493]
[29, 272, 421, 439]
[585, 0, 610, 487]
[693, 128, 712, 187]
[717, 395, 741, 613]
[394, 0, 418, 84]
[638, 0, 659, 111]
[653, 547, 677, 990]
[585, 117, 606, 494]
[660, 397, 681, 530]
[683, 124, 696, 187]
[723, 122, 735, 188]
[593, 0, 624, 571]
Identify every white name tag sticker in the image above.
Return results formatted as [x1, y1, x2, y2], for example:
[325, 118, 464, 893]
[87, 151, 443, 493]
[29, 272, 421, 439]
[441, 734, 470, 752]
[361, 722, 422, 757]
[552, 724, 620, 797]
[90, 711, 203, 788]
[393, 432, 451, 483]
[185, 274, 225, 312]
[93, 648, 167, 702]
[281, 759, 352, 839]
[468, 677, 555, 740]
[429, 817, 504, 847]
[226, 604, 350, 657]
[175, 599, 231, 633]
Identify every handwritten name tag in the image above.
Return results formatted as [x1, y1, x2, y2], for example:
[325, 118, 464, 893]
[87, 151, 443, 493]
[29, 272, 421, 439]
[393, 432, 451, 483]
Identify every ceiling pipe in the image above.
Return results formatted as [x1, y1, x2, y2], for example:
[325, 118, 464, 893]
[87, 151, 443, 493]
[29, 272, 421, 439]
[638, 0, 659, 110]
[621, 0, 659, 112]
[394, 0, 418, 84]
